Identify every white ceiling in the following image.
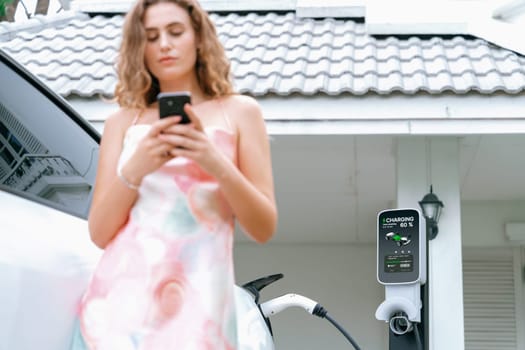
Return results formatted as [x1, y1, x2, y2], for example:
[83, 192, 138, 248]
[236, 134, 525, 244]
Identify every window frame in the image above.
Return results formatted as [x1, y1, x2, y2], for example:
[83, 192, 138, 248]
[0, 49, 101, 219]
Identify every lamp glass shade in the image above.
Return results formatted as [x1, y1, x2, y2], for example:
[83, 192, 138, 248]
[418, 191, 444, 222]
[421, 202, 437, 220]
[422, 202, 443, 222]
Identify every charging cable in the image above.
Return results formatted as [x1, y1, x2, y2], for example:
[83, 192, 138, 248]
[413, 322, 423, 350]
[260, 294, 362, 350]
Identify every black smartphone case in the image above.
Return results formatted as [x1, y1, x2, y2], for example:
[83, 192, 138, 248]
[158, 93, 191, 123]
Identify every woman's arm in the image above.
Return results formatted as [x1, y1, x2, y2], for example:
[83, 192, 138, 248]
[88, 110, 139, 248]
[88, 109, 181, 248]
[217, 95, 277, 243]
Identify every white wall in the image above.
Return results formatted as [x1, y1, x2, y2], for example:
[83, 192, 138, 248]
[462, 200, 525, 247]
[233, 243, 387, 350]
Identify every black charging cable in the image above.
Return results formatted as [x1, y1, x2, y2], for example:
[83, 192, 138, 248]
[413, 322, 423, 350]
[312, 304, 362, 350]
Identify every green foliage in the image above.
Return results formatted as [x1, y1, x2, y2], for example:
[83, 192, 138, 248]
[0, 0, 14, 17]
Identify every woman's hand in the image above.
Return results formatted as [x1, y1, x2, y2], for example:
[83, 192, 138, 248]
[158, 104, 229, 178]
[120, 116, 182, 185]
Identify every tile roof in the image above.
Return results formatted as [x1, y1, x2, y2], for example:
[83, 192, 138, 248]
[1, 11, 524, 98]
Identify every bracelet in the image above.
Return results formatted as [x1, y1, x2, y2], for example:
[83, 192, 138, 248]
[117, 168, 140, 190]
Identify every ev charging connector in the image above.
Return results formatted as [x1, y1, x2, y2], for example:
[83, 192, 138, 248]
[375, 208, 426, 348]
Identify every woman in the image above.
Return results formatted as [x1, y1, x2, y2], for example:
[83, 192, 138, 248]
[71, 0, 277, 348]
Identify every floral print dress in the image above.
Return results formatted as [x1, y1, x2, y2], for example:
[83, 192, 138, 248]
[71, 123, 239, 350]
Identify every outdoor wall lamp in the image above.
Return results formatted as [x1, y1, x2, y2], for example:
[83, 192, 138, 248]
[418, 185, 444, 240]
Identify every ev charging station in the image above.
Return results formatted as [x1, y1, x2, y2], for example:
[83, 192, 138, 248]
[375, 208, 427, 350]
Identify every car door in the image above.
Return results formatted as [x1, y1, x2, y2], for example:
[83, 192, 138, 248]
[0, 49, 102, 350]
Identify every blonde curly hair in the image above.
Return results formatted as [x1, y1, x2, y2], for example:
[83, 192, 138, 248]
[114, 0, 234, 108]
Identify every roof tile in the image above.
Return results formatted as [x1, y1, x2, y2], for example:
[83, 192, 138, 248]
[353, 44, 376, 61]
[262, 45, 288, 62]
[307, 58, 332, 77]
[479, 71, 505, 92]
[1, 11, 523, 97]
[421, 43, 447, 61]
[283, 45, 311, 62]
[471, 55, 497, 75]
[495, 57, 523, 75]
[326, 73, 349, 93]
[378, 57, 401, 76]
[376, 44, 400, 61]
[330, 57, 353, 77]
[426, 71, 454, 92]
[448, 56, 473, 76]
[379, 72, 404, 92]
[467, 44, 494, 60]
[353, 57, 377, 76]
[233, 59, 262, 77]
[307, 45, 332, 63]
[259, 60, 285, 78]
[303, 74, 326, 95]
[400, 57, 426, 75]
[452, 71, 478, 93]
[279, 74, 305, 94]
[504, 71, 525, 92]
[445, 44, 469, 60]
[402, 71, 428, 93]
[424, 56, 449, 75]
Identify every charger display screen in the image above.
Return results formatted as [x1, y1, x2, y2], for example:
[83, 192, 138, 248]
[377, 208, 421, 284]
[384, 254, 413, 273]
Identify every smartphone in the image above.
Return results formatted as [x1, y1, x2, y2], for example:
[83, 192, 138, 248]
[158, 91, 192, 123]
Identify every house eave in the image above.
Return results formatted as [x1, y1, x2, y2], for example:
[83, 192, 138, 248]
[69, 93, 525, 135]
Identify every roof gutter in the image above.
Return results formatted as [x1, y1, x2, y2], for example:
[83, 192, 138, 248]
[266, 118, 525, 136]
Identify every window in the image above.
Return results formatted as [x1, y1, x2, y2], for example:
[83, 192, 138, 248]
[0, 51, 99, 218]
[0, 145, 15, 166]
[8, 133, 23, 153]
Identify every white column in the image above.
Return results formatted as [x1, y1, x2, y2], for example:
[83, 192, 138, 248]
[396, 136, 464, 350]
